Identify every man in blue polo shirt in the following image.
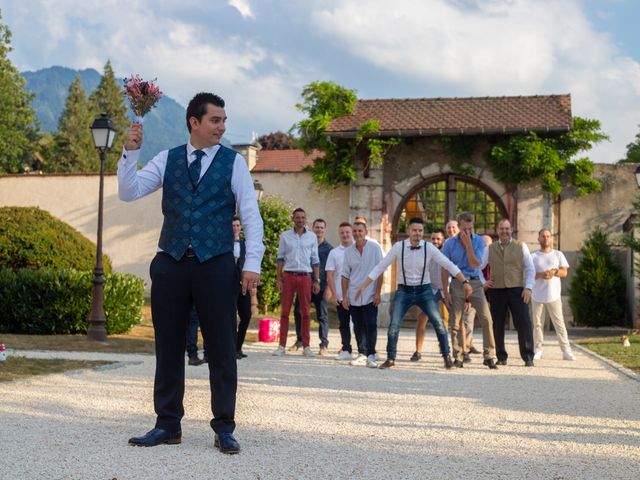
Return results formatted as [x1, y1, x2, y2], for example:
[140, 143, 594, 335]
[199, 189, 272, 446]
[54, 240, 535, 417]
[441, 212, 498, 369]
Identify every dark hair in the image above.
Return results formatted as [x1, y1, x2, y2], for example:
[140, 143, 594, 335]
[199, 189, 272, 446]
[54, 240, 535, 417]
[292, 207, 306, 215]
[431, 228, 445, 235]
[408, 217, 424, 225]
[339, 222, 352, 228]
[232, 216, 240, 223]
[313, 218, 326, 227]
[353, 221, 367, 229]
[538, 228, 552, 236]
[186, 92, 225, 132]
[457, 212, 474, 224]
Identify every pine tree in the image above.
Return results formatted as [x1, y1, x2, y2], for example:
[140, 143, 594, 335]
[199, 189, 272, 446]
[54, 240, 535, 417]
[50, 75, 97, 172]
[0, 12, 39, 173]
[89, 60, 129, 172]
[569, 227, 627, 327]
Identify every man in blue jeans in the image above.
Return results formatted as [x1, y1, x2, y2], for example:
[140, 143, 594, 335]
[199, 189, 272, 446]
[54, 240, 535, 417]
[355, 217, 471, 369]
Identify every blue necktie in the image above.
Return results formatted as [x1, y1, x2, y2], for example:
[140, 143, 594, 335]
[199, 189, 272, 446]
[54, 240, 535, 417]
[189, 150, 206, 185]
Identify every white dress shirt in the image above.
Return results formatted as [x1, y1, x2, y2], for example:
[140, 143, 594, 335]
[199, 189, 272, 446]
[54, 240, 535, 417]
[325, 244, 351, 301]
[117, 143, 265, 273]
[367, 240, 461, 286]
[276, 228, 320, 272]
[341, 240, 384, 306]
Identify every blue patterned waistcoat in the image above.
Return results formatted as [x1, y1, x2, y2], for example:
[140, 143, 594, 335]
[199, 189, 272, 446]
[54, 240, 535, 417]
[158, 144, 236, 262]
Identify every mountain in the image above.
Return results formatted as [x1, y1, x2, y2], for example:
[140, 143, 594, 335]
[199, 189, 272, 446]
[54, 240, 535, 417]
[22, 66, 187, 163]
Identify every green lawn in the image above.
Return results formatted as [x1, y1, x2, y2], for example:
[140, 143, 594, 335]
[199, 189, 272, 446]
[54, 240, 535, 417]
[574, 334, 640, 374]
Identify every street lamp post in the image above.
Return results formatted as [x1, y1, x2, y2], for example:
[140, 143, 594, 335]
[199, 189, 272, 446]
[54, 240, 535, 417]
[87, 113, 116, 341]
[253, 179, 264, 202]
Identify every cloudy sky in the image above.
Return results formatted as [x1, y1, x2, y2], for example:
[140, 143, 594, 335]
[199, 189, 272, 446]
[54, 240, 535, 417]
[3, 0, 640, 163]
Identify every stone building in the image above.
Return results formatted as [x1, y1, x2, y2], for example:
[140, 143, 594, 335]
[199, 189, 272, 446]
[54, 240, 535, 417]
[0, 94, 637, 327]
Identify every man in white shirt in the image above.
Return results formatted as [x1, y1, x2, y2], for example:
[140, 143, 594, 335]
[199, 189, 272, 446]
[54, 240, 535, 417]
[487, 219, 536, 366]
[272, 208, 321, 357]
[531, 228, 575, 361]
[120, 93, 264, 454]
[325, 222, 357, 360]
[411, 228, 448, 362]
[341, 221, 384, 368]
[356, 217, 470, 369]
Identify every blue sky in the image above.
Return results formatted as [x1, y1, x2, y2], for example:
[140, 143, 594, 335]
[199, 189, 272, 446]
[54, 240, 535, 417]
[2, 0, 640, 163]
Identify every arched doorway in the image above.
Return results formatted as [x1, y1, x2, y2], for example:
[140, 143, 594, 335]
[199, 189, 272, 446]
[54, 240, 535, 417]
[393, 174, 509, 241]
[388, 174, 509, 323]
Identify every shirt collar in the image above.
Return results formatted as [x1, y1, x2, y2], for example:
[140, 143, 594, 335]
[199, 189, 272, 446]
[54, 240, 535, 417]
[187, 143, 219, 159]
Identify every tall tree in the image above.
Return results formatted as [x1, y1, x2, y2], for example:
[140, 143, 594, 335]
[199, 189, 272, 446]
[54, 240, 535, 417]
[50, 75, 97, 172]
[0, 11, 39, 174]
[89, 60, 128, 172]
[620, 126, 640, 163]
[258, 131, 297, 150]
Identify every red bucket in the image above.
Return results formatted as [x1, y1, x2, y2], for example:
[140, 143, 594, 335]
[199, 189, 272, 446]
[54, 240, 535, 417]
[258, 317, 280, 343]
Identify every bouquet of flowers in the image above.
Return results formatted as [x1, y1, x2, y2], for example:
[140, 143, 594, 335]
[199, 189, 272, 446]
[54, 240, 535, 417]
[123, 75, 163, 124]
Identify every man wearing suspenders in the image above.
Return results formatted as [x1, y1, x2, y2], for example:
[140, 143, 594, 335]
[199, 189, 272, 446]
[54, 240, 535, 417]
[355, 217, 471, 369]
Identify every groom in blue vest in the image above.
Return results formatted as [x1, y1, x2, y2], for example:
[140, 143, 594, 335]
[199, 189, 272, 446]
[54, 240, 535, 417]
[118, 92, 264, 454]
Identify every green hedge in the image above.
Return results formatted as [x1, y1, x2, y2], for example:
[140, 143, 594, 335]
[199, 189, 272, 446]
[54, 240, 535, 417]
[0, 268, 144, 334]
[0, 206, 112, 272]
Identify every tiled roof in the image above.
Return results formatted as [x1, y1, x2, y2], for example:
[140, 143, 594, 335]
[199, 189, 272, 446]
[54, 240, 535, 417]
[252, 149, 321, 172]
[326, 94, 572, 137]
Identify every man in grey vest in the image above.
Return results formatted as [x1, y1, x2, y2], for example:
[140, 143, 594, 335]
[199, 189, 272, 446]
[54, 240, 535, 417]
[487, 219, 535, 366]
[118, 93, 264, 454]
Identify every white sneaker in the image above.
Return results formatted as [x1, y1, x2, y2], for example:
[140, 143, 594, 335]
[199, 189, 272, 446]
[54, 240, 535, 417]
[335, 350, 353, 361]
[374, 353, 380, 362]
[563, 351, 576, 361]
[303, 346, 314, 357]
[366, 354, 378, 368]
[350, 354, 367, 366]
[272, 346, 285, 356]
[533, 350, 543, 360]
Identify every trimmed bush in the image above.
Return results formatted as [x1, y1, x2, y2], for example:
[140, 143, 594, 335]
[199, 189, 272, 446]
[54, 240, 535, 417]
[568, 227, 627, 327]
[0, 206, 112, 272]
[0, 268, 144, 334]
[257, 195, 294, 312]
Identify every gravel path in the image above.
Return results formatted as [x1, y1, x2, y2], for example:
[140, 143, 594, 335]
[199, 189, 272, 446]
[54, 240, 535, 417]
[1, 331, 639, 479]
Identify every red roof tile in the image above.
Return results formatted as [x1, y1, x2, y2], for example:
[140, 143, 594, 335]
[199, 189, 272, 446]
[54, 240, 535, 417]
[327, 95, 572, 137]
[252, 149, 321, 173]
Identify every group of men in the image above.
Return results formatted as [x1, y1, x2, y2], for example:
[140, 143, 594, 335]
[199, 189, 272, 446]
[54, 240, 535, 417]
[116, 90, 573, 455]
[273, 208, 575, 372]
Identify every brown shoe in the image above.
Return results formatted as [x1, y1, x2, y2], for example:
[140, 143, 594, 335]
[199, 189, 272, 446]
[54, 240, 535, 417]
[378, 359, 395, 369]
[288, 340, 302, 352]
[319, 346, 329, 356]
[444, 355, 453, 369]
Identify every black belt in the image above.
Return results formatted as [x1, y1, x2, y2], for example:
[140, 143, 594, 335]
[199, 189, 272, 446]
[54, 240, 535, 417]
[454, 275, 480, 281]
[285, 271, 311, 276]
[398, 284, 428, 292]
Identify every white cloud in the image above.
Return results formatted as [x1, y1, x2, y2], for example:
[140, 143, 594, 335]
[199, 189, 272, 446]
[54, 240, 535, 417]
[311, 0, 640, 162]
[229, 0, 254, 19]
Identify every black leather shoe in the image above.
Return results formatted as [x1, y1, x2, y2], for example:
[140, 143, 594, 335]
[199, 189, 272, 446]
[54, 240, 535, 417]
[410, 351, 422, 362]
[378, 359, 395, 369]
[483, 359, 498, 369]
[524, 360, 534, 367]
[129, 428, 181, 447]
[453, 359, 464, 368]
[444, 355, 453, 369]
[236, 351, 247, 359]
[496, 359, 507, 366]
[214, 432, 240, 454]
[188, 356, 205, 366]
[463, 353, 472, 364]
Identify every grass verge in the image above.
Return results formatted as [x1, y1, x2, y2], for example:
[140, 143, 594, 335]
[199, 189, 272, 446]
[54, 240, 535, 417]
[574, 333, 640, 374]
[0, 356, 112, 382]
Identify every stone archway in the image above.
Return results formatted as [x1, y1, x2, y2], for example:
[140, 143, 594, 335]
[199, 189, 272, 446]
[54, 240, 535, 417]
[392, 173, 509, 241]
